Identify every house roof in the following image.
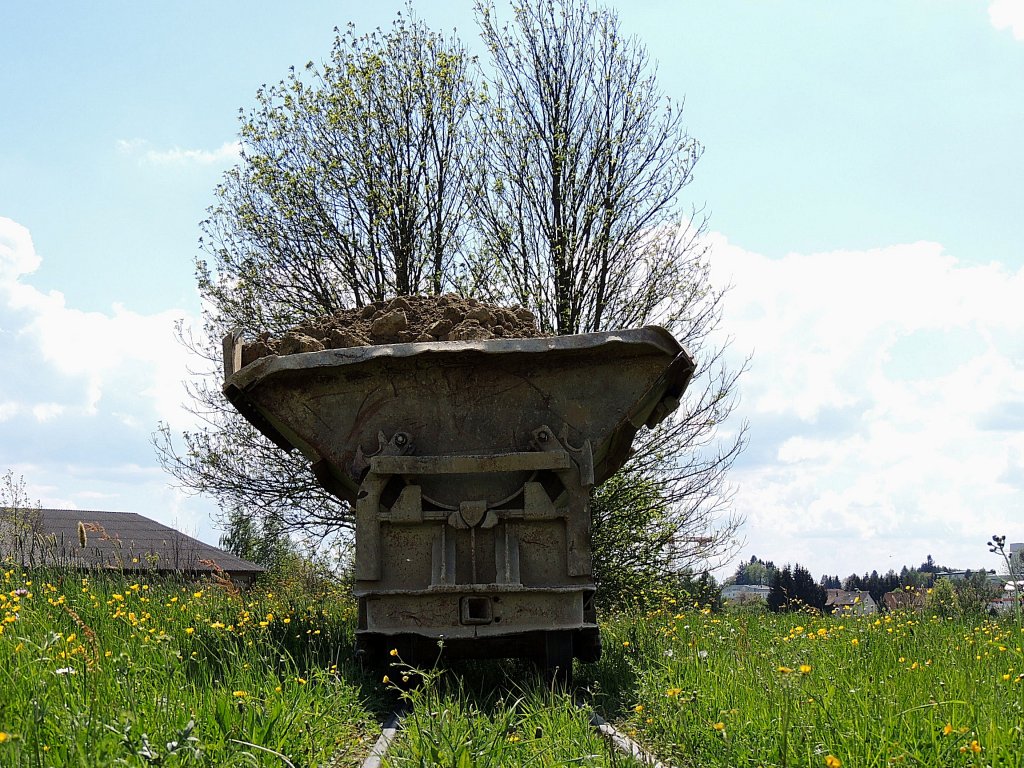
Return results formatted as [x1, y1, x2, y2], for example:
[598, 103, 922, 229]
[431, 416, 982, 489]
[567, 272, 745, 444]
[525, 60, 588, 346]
[825, 589, 874, 606]
[0, 508, 264, 576]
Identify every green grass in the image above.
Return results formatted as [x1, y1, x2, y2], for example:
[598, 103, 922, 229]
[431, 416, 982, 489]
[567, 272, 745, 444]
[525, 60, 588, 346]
[0, 566, 379, 766]
[3, 568, 1023, 767]
[594, 603, 1024, 767]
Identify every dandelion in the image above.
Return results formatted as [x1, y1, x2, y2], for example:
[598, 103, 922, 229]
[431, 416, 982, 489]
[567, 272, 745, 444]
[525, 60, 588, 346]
[851, 638, 859, 646]
[665, 687, 683, 697]
[712, 721, 725, 731]
[799, 664, 812, 674]
[942, 723, 953, 736]
[233, 691, 247, 698]
[777, 666, 794, 674]
[634, 704, 644, 713]
[0, 731, 8, 744]
[825, 756, 842, 768]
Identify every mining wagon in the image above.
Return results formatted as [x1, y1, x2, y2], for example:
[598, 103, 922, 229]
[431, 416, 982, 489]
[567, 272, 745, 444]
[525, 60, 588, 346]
[222, 326, 693, 677]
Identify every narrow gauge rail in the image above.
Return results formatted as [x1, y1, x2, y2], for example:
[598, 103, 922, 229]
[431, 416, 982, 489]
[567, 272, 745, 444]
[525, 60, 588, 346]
[357, 703, 677, 768]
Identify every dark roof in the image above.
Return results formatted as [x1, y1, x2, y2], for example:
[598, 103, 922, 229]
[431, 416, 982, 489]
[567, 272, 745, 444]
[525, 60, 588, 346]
[0, 508, 264, 575]
[825, 589, 875, 606]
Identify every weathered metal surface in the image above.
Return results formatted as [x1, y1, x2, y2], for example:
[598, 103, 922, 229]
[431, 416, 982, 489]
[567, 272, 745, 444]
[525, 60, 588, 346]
[222, 326, 694, 663]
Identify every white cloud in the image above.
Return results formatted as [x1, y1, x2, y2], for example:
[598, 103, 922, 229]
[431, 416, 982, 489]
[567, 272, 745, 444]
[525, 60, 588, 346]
[118, 138, 241, 166]
[0, 216, 222, 543]
[989, 0, 1024, 40]
[0, 216, 201, 431]
[710, 234, 1024, 577]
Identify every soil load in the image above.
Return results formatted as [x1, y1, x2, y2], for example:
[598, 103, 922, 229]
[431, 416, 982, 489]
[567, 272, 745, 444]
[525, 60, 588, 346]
[241, 294, 541, 367]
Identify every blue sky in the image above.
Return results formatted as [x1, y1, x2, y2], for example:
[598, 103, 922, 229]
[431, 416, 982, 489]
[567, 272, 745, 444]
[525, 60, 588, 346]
[2, 1, 1022, 580]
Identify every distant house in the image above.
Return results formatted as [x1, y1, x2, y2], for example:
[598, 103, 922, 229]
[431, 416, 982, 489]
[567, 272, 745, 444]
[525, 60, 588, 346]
[722, 584, 771, 603]
[0, 508, 264, 586]
[883, 587, 928, 612]
[825, 589, 877, 615]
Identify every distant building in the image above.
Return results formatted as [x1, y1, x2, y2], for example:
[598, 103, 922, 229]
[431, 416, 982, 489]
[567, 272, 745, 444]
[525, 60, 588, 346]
[825, 589, 877, 615]
[883, 587, 928, 612]
[0, 508, 264, 586]
[722, 583, 771, 603]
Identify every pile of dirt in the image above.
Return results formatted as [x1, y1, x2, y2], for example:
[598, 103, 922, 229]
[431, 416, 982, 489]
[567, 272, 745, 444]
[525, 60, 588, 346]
[242, 294, 542, 365]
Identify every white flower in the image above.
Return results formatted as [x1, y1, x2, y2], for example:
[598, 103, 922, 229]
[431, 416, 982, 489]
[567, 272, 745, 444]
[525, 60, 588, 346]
[697, 650, 709, 660]
[54, 667, 76, 675]
[664, 649, 674, 658]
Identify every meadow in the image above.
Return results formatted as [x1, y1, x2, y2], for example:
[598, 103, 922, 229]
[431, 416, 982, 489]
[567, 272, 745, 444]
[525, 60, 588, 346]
[1, 567, 1022, 767]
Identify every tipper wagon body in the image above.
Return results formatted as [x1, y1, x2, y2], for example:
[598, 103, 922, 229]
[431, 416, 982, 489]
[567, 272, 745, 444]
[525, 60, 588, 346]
[223, 326, 693, 673]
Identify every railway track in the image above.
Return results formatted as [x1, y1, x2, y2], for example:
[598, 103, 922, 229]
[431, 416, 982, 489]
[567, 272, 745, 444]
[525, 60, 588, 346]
[358, 701, 676, 768]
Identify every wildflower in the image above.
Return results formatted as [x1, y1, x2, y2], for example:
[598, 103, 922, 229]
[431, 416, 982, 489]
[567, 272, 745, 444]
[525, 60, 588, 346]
[184, 627, 195, 635]
[712, 722, 725, 731]
[697, 650, 708, 659]
[942, 723, 953, 736]
[665, 687, 683, 697]
[634, 704, 644, 713]
[777, 666, 793, 674]
[799, 664, 812, 674]
[298, 677, 307, 685]
[825, 756, 842, 768]
[193, 591, 203, 598]
[850, 638, 859, 646]
[390, 648, 399, 657]
[382, 675, 390, 684]
[233, 691, 247, 698]
[0, 731, 8, 744]
[623, 641, 630, 647]
[970, 740, 982, 754]
[1003, 674, 1011, 681]
[54, 667, 76, 675]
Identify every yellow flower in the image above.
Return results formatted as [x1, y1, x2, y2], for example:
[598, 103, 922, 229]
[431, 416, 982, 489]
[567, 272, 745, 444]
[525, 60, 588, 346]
[851, 638, 859, 646]
[184, 627, 195, 635]
[1003, 673, 1011, 681]
[233, 690, 247, 698]
[777, 666, 793, 674]
[942, 723, 953, 736]
[390, 648, 399, 657]
[825, 756, 841, 768]
[712, 722, 725, 731]
[382, 675, 390, 684]
[799, 664, 812, 674]
[623, 641, 630, 647]
[297, 677, 307, 685]
[665, 687, 683, 697]
[193, 591, 203, 598]
[634, 704, 644, 713]
[0, 731, 8, 744]
[969, 740, 982, 754]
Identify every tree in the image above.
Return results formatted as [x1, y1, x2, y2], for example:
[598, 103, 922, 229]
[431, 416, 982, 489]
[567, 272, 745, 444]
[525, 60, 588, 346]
[157, 0, 746, 583]
[472, 0, 745, 573]
[769, 564, 825, 613]
[729, 556, 776, 587]
[0, 470, 43, 565]
[155, 10, 478, 539]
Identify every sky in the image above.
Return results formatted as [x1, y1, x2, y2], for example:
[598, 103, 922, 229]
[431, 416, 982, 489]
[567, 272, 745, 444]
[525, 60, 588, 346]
[2, 0, 1023, 581]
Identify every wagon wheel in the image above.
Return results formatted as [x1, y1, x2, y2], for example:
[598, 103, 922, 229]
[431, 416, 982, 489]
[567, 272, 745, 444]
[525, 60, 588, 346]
[538, 630, 574, 690]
